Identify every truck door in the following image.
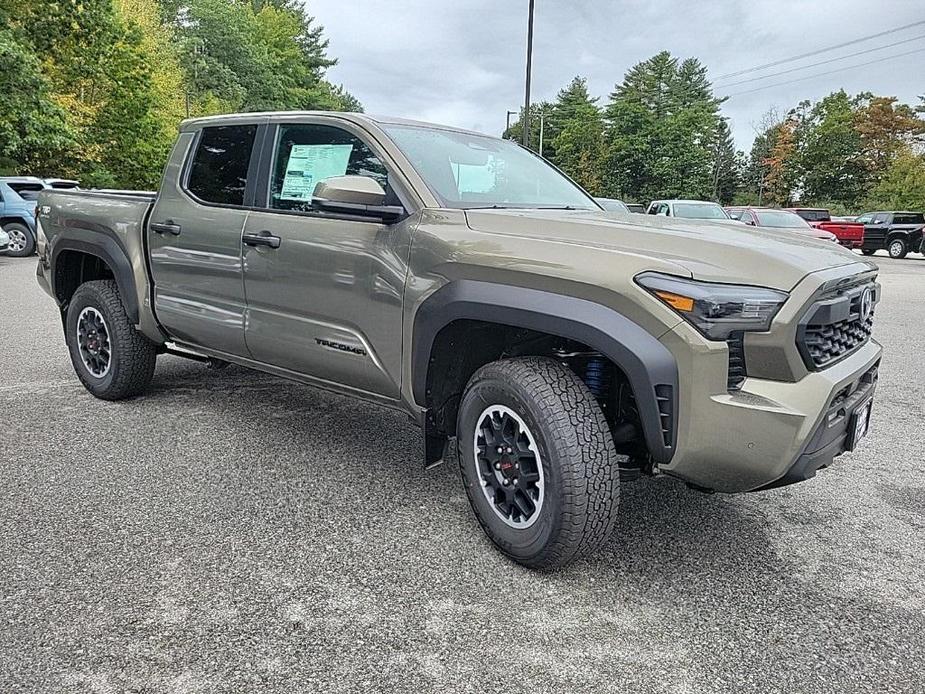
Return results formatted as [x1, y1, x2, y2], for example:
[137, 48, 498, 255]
[240, 119, 413, 399]
[147, 123, 262, 357]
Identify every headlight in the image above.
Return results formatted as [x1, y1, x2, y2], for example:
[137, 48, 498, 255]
[636, 272, 788, 340]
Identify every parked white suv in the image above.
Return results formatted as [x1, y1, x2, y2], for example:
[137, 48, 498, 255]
[647, 199, 745, 226]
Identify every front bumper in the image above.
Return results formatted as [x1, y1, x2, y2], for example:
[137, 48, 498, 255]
[660, 329, 881, 492]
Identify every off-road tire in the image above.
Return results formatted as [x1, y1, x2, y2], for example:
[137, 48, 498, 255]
[66, 280, 157, 400]
[888, 237, 908, 259]
[2, 222, 35, 257]
[457, 356, 622, 569]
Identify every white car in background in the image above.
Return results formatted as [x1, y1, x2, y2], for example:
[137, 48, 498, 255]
[646, 199, 746, 226]
[0, 228, 10, 253]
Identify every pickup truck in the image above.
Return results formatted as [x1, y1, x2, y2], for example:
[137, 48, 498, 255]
[786, 208, 865, 250]
[855, 210, 925, 259]
[36, 111, 883, 568]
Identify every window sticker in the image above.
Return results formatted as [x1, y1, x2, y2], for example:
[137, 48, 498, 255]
[279, 144, 354, 201]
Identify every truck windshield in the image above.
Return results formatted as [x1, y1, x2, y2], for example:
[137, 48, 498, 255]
[381, 124, 598, 210]
[673, 203, 729, 219]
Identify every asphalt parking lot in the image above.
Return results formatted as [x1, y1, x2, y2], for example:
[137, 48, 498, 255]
[1, 253, 924, 693]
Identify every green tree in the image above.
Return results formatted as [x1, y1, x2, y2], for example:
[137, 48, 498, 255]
[167, 0, 359, 114]
[711, 119, 739, 204]
[603, 51, 724, 201]
[0, 29, 76, 174]
[863, 149, 925, 210]
[794, 91, 868, 206]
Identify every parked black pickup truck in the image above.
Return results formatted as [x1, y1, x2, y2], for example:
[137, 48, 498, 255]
[857, 211, 924, 259]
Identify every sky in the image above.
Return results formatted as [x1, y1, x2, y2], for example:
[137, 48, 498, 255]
[309, 0, 924, 152]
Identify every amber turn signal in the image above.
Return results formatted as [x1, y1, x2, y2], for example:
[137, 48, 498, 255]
[654, 291, 695, 312]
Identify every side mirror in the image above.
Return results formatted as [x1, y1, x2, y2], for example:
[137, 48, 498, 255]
[312, 175, 404, 222]
[746, 220, 756, 226]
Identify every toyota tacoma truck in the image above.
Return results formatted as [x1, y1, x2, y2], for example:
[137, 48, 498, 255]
[855, 210, 925, 259]
[786, 208, 865, 250]
[35, 112, 882, 568]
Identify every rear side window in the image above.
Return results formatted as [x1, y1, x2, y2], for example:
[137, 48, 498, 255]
[8, 183, 44, 201]
[893, 213, 924, 224]
[187, 125, 258, 206]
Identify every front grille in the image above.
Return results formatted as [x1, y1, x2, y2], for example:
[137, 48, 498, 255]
[726, 332, 747, 390]
[797, 280, 877, 370]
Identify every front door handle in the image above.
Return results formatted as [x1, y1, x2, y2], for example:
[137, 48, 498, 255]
[242, 231, 281, 249]
[151, 221, 182, 236]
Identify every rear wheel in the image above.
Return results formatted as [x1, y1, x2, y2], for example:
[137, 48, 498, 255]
[66, 280, 157, 400]
[457, 357, 622, 569]
[861, 248, 876, 256]
[2, 222, 35, 257]
[888, 238, 908, 259]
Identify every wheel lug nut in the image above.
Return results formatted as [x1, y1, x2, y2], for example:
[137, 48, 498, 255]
[502, 479, 510, 486]
[496, 446, 503, 454]
[512, 478, 518, 485]
[514, 462, 520, 469]
[493, 462, 501, 470]
[506, 447, 512, 454]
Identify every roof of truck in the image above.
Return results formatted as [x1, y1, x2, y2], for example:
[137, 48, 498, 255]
[178, 111, 489, 138]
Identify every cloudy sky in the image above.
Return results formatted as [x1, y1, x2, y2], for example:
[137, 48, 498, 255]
[310, 0, 924, 152]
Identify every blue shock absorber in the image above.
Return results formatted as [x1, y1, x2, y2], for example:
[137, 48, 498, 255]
[584, 357, 606, 398]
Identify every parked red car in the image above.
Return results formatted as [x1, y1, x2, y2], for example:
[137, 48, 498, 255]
[725, 207, 838, 242]
[785, 208, 865, 249]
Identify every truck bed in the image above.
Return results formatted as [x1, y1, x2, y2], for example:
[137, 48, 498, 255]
[35, 188, 160, 338]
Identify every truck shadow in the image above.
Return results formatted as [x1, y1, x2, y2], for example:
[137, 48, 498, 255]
[145, 355, 779, 578]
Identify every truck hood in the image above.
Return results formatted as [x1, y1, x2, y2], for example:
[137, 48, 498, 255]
[464, 209, 874, 291]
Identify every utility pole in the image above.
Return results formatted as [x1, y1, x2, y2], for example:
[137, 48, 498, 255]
[523, 0, 535, 149]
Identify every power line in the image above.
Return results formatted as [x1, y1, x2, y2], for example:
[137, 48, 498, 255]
[717, 34, 924, 88]
[723, 46, 925, 98]
[713, 19, 925, 81]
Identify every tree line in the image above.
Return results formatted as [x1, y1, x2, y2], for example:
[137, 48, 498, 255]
[3, 12, 923, 211]
[506, 51, 925, 212]
[0, 0, 359, 189]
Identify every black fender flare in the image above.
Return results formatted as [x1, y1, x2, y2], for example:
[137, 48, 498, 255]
[411, 280, 678, 464]
[887, 228, 924, 245]
[50, 229, 140, 324]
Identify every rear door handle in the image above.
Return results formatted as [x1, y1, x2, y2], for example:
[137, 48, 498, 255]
[242, 231, 281, 249]
[151, 221, 181, 236]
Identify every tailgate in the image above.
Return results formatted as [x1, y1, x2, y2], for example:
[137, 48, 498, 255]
[819, 222, 864, 240]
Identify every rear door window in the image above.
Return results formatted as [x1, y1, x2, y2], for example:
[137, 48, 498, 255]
[186, 125, 258, 206]
[893, 213, 924, 225]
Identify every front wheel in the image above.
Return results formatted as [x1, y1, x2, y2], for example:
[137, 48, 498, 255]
[861, 248, 876, 256]
[457, 357, 622, 569]
[2, 222, 35, 257]
[66, 280, 157, 400]
[888, 238, 908, 259]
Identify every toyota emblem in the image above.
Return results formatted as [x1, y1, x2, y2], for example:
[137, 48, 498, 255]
[859, 287, 874, 321]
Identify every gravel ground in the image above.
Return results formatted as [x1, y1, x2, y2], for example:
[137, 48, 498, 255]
[1, 253, 923, 693]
